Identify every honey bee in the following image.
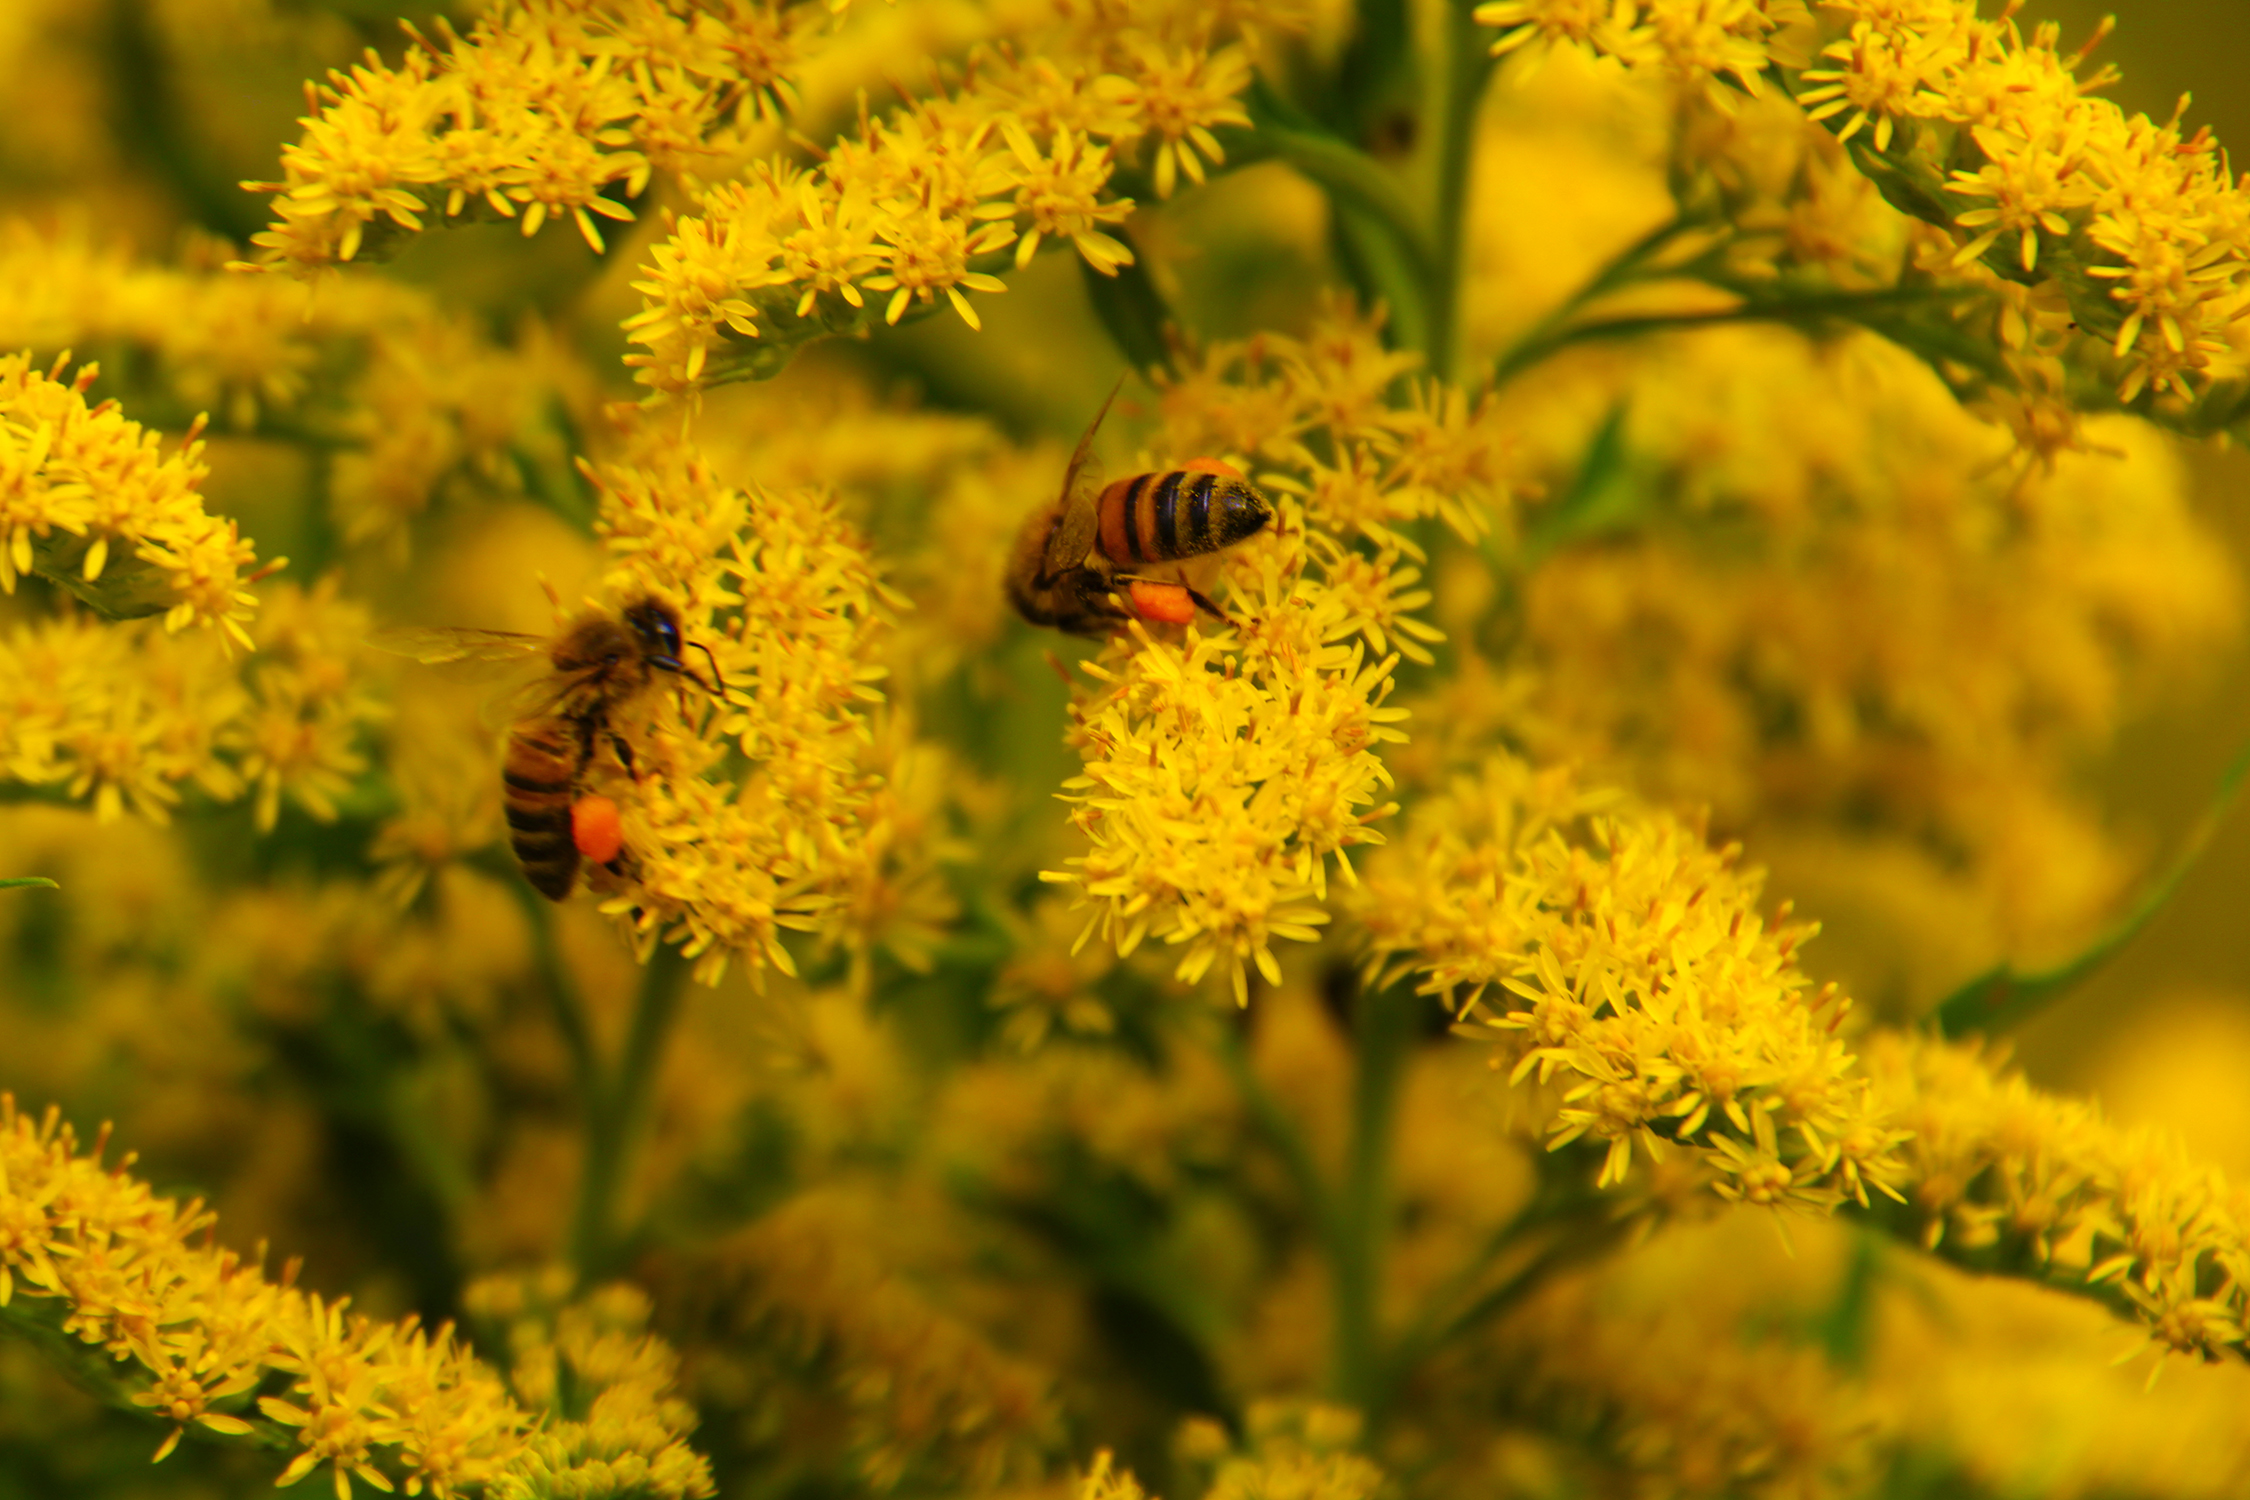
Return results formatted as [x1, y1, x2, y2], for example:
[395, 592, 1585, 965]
[373, 596, 725, 900]
[1007, 383, 1276, 635]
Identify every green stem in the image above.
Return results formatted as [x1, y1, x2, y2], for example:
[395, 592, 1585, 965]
[1226, 81, 1438, 351]
[1494, 286, 1978, 389]
[1218, 1026, 1342, 1249]
[1405, 1224, 1614, 1355]
[1331, 978, 1419, 1412]
[1488, 215, 1700, 387]
[1239, 123, 1435, 291]
[572, 940, 691, 1281]
[108, 0, 265, 242]
[497, 858, 598, 1107]
[1428, 0, 1498, 383]
[1935, 732, 2250, 1038]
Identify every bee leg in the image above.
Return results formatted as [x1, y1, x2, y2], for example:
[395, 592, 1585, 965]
[609, 732, 640, 780]
[1183, 587, 1232, 625]
[1112, 573, 1229, 628]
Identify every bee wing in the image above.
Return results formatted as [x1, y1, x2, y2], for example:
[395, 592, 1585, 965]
[369, 625, 585, 728]
[483, 667, 599, 728]
[1049, 376, 1123, 573]
[367, 625, 552, 669]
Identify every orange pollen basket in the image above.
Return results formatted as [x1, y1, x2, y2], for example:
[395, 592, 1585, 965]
[572, 795, 626, 863]
[1128, 579, 1197, 624]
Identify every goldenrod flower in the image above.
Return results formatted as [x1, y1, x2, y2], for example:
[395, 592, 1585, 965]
[0, 353, 265, 649]
[578, 431, 907, 986]
[1862, 1033, 2250, 1365]
[681, 1185, 1064, 1491]
[0, 615, 246, 822]
[1044, 312, 1514, 1005]
[0, 1096, 532, 1496]
[1101, 42, 1253, 199]
[1359, 753, 1910, 1205]
[1496, 1265, 1887, 1499]
[239, 0, 806, 273]
[464, 1271, 717, 1500]
[1143, 1403, 1387, 1500]
[621, 8, 1279, 391]
[1490, 324, 2237, 966]
[1473, 0, 2250, 409]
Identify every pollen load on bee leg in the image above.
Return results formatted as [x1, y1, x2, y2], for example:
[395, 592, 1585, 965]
[1127, 579, 1198, 624]
[572, 794, 626, 864]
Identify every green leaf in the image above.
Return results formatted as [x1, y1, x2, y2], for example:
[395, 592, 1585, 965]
[1226, 75, 1438, 347]
[1935, 735, 2250, 1038]
[0, 876, 58, 890]
[1514, 400, 1642, 568]
[28, 532, 181, 622]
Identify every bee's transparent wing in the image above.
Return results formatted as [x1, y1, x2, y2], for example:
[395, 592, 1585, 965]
[368, 625, 583, 728]
[366, 625, 550, 668]
[483, 669, 598, 727]
[1048, 377, 1123, 575]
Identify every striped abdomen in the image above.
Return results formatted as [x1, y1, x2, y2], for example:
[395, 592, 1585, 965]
[503, 715, 587, 901]
[1095, 467, 1273, 567]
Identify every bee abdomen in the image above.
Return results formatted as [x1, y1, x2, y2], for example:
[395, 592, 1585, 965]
[504, 718, 584, 901]
[1099, 470, 1274, 564]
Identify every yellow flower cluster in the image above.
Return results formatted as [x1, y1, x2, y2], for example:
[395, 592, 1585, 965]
[1475, 0, 1804, 100]
[1044, 314, 1516, 1005]
[582, 431, 907, 985]
[240, 0, 812, 273]
[1477, 0, 2250, 411]
[687, 1185, 1064, 1491]
[0, 1094, 529, 1497]
[0, 616, 242, 822]
[0, 224, 590, 552]
[0, 225, 316, 431]
[1803, 0, 2250, 405]
[464, 1268, 716, 1500]
[1084, 1404, 1388, 1500]
[1495, 1270, 1885, 1499]
[0, 353, 264, 647]
[1158, 314, 1513, 562]
[1874, 1246, 2250, 1499]
[1190, 1403, 1388, 1500]
[627, 3, 1258, 390]
[1357, 753, 1909, 1206]
[1863, 1032, 2250, 1365]
[0, 577, 384, 827]
[1499, 325, 2237, 965]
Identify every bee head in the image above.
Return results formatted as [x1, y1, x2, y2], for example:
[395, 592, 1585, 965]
[622, 596, 686, 670]
[624, 594, 733, 703]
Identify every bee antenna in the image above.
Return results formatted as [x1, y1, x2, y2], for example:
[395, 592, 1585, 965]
[690, 640, 733, 701]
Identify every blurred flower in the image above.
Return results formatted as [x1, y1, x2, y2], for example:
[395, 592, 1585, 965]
[464, 1270, 716, 1500]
